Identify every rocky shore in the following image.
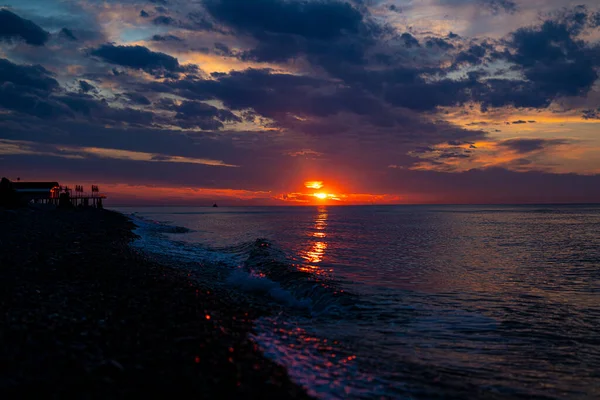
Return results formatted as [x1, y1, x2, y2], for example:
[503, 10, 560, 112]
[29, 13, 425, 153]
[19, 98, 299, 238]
[0, 208, 310, 399]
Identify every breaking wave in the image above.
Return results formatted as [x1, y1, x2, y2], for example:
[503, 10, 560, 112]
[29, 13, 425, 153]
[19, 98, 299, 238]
[128, 214, 357, 317]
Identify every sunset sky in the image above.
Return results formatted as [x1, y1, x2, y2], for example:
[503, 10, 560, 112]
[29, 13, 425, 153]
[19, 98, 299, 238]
[1, 0, 600, 205]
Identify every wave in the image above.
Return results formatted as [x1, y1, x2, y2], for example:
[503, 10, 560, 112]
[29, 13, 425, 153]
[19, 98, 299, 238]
[238, 239, 358, 317]
[129, 213, 192, 234]
[226, 268, 312, 309]
[526, 208, 565, 214]
[127, 214, 358, 317]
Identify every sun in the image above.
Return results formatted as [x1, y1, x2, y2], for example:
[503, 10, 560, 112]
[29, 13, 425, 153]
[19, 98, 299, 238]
[314, 192, 328, 199]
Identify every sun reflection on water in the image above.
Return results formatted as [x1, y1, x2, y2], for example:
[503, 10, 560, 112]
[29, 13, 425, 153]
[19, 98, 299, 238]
[300, 207, 329, 275]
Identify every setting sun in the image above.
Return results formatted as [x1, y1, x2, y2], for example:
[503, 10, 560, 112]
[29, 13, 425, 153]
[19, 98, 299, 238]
[314, 193, 327, 199]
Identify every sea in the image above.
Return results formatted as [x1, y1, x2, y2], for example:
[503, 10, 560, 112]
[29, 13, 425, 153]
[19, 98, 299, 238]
[113, 204, 600, 399]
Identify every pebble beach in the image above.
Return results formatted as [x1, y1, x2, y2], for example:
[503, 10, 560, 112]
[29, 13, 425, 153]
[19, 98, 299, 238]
[0, 207, 311, 399]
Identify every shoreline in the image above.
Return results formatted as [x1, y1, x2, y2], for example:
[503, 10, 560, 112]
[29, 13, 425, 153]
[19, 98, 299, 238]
[0, 207, 311, 398]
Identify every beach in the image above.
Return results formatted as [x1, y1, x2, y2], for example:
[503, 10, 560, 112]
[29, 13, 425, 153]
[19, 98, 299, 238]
[0, 207, 310, 399]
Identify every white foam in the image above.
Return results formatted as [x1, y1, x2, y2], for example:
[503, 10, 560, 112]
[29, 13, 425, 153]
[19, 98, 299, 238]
[226, 268, 312, 309]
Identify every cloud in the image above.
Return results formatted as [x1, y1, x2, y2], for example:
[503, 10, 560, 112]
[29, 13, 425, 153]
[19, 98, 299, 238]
[204, 0, 364, 40]
[0, 139, 239, 167]
[425, 37, 454, 50]
[203, 0, 380, 67]
[90, 44, 181, 74]
[400, 33, 420, 48]
[0, 9, 49, 46]
[453, 44, 488, 66]
[123, 92, 151, 105]
[78, 80, 97, 93]
[171, 100, 242, 130]
[0, 58, 157, 124]
[0, 58, 58, 91]
[0, 58, 68, 118]
[507, 17, 598, 98]
[582, 108, 600, 119]
[151, 34, 182, 42]
[499, 138, 571, 154]
[438, 0, 517, 15]
[153, 15, 175, 25]
[483, 0, 517, 14]
[59, 28, 77, 41]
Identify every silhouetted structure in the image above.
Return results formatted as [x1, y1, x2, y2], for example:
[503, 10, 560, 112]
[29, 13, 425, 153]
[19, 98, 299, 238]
[13, 181, 60, 202]
[0, 178, 23, 208]
[0, 178, 106, 208]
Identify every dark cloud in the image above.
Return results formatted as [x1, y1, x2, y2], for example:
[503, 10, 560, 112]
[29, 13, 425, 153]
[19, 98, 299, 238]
[401, 33, 420, 48]
[124, 92, 152, 105]
[499, 138, 570, 154]
[205, 0, 364, 40]
[0, 82, 70, 118]
[171, 100, 242, 130]
[508, 19, 598, 99]
[582, 108, 600, 119]
[0, 57, 68, 116]
[0, 9, 49, 46]
[78, 80, 97, 93]
[454, 44, 487, 66]
[90, 44, 181, 74]
[153, 15, 174, 25]
[439, 0, 517, 14]
[140, 10, 150, 18]
[150, 68, 485, 153]
[59, 28, 77, 41]
[425, 37, 454, 50]
[592, 11, 600, 28]
[0, 58, 58, 92]
[151, 34, 182, 42]
[185, 12, 217, 32]
[483, 0, 517, 14]
[0, 58, 155, 124]
[160, 69, 322, 114]
[203, 0, 380, 68]
[475, 79, 551, 110]
[384, 78, 472, 111]
[55, 92, 154, 125]
[214, 42, 235, 56]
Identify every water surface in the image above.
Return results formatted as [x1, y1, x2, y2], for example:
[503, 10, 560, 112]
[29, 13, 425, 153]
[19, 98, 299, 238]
[115, 205, 600, 399]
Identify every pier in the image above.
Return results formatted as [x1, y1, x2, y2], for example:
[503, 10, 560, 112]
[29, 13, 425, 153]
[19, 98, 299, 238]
[0, 178, 106, 208]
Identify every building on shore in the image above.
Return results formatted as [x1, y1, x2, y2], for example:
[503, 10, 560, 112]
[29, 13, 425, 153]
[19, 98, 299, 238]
[0, 178, 106, 208]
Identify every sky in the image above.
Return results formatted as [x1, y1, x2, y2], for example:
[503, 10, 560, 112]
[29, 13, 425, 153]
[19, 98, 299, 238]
[1, 0, 600, 205]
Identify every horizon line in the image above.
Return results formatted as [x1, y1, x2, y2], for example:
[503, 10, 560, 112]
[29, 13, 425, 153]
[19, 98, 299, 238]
[108, 202, 600, 208]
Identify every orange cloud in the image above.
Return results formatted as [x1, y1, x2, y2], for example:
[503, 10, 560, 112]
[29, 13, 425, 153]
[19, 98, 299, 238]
[304, 181, 324, 189]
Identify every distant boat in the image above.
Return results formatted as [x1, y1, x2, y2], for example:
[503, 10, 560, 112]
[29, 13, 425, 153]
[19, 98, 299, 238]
[213, 203, 218, 208]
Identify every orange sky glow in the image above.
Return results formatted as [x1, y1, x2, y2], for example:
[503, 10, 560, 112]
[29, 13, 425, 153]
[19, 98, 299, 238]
[53, 181, 407, 206]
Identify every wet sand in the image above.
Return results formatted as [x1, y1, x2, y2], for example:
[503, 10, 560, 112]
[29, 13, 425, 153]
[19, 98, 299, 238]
[0, 208, 310, 399]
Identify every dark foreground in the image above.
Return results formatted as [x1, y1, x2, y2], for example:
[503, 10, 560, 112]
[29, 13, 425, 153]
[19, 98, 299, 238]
[0, 208, 310, 399]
